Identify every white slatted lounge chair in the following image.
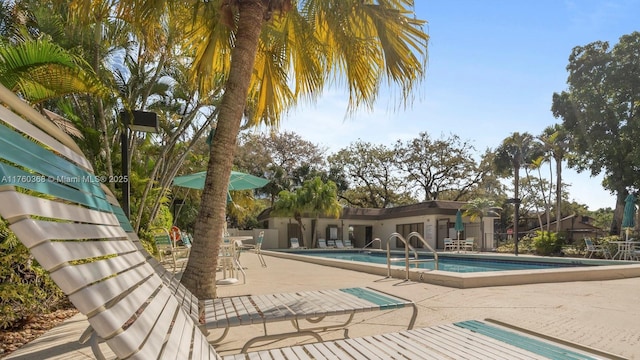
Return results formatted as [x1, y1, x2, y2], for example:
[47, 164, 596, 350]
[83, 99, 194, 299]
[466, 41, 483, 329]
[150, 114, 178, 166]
[343, 239, 354, 248]
[1, 85, 611, 359]
[0, 85, 414, 357]
[289, 237, 306, 248]
[0, 86, 218, 359]
[317, 238, 327, 248]
[335, 239, 345, 248]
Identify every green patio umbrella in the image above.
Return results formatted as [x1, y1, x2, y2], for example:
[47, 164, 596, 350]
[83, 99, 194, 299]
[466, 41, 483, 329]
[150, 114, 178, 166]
[455, 209, 464, 240]
[622, 193, 636, 240]
[172, 171, 270, 191]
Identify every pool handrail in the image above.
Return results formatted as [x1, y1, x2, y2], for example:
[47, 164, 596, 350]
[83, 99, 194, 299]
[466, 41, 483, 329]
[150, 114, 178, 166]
[387, 232, 439, 281]
[407, 232, 439, 270]
[361, 238, 382, 251]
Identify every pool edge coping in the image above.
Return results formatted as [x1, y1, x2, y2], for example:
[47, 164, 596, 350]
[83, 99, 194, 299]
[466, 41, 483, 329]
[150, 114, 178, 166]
[262, 250, 640, 288]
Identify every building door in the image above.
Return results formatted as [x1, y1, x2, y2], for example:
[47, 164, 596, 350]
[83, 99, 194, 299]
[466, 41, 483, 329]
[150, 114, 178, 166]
[437, 218, 449, 249]
[287, 223, 301, 247]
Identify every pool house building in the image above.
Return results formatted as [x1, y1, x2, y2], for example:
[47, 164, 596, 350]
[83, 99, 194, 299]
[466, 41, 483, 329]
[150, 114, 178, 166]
[255, 200, 498, 251]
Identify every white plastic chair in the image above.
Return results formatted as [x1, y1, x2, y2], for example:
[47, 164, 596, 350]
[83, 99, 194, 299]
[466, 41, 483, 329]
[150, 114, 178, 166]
[443, 238, 455, 251]
[584, 238, 611, 259]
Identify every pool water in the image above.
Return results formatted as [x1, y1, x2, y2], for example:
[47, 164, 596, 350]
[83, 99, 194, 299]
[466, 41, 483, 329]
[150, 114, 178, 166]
[296, 251, 595, 273]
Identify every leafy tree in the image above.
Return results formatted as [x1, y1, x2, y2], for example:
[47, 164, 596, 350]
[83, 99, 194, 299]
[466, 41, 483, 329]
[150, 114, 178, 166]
[590, 207, 614, 232]
[462, 198, 501, 252]
[552, 31, 640, 235]
[329, 141, 411, 208]
[234, 131, 326, 203]
[395, 132, 480, 201]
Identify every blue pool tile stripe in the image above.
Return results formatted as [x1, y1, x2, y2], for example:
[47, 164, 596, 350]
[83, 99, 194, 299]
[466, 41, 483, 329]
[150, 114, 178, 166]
[454, 320, 598, 360]
[340, 288, 405, 310]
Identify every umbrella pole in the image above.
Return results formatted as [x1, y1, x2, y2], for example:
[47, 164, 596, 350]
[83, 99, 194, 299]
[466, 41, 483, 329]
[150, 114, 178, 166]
[173, 188, 191, 226]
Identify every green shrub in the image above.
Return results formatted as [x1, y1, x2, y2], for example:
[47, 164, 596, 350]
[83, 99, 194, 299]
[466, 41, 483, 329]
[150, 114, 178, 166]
[0, 220, 69, 330]
[531, 231, 562, 256]
[496, 235, 535, 254]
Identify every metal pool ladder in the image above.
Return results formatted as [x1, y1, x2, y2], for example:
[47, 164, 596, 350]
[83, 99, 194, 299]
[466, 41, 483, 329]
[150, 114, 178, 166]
[387, 232, 438, 281]
[360, 238, 382, 252]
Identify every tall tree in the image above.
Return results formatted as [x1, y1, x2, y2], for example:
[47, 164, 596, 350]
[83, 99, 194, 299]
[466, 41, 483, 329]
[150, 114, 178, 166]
[171, 0, 429, 298]
[56, 0, 428, 299]
[329, 141, 411, 208]
[396, 132, 480, 201]
[552, 32, 640, 235]
[539, 124, 571, 233]
[234, 131, 326, 203]
[494, 132, 543, 255]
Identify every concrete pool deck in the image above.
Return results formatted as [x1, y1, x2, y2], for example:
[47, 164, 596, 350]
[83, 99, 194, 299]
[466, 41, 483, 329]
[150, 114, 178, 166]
[5, 252, 640, 359]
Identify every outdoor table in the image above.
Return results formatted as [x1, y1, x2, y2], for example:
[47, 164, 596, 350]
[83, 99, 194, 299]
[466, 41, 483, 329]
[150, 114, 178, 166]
[611, 241, 639, 260]
[452, 239, 464, 253]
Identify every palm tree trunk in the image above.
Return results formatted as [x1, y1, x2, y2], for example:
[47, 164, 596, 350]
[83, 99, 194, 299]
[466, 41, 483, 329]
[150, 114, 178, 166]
[513, 164, 520, 256]
[181, 0, 266, 299]
[555, 156, 562, 233]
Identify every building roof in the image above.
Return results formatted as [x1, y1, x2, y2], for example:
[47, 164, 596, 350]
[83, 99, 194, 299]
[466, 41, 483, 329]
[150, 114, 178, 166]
[258, 200, 472, 221]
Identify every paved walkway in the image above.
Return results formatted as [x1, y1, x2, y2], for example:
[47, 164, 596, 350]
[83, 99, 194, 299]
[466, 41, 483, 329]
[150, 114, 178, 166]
[5, 252, 640, 359]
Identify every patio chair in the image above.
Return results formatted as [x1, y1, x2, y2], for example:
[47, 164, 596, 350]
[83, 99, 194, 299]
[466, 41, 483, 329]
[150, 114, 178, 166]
[443, 237, 455, 251]
[584, 238, 611, 259]
[335, 239, 345, 248]
[240, 231, 267, 267]
[317, 238, 328, 248]
[344, 239, 354, 248]
[463, 237, 475, 252]
[632, 244, 640, 261]
[152, 228, 180, 273]
[327, 239, 336, 247]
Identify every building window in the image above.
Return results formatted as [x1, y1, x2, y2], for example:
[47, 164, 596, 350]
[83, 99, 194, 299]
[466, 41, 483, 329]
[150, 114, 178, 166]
[395, 223, 425, 248]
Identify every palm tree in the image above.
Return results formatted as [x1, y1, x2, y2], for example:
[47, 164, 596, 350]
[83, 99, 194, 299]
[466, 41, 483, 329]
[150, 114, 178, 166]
[539, 124, 571, 233]
[178, 1, 426, 298]
[0, 38, 111, 103]
[86, 0, 427, 298]
[494, 132, 542, 255]
[299, 177, 342, 248]
[462, 198, 501, 252]
[273, 177, 341, 248]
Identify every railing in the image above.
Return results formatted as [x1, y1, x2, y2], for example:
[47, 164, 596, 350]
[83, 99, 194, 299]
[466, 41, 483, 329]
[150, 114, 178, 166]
[386, 232, 438, 281]
[360, 238, 382, 251]
[407, 232, 438, 270]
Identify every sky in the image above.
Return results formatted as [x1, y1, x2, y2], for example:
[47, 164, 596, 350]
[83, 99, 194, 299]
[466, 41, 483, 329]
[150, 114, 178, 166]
[271, 0, 639, 210]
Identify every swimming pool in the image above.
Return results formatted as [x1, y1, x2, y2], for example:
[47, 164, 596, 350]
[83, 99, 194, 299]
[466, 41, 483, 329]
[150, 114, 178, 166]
[294, 251, 593, 273]
[266, 249, 640, 288]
